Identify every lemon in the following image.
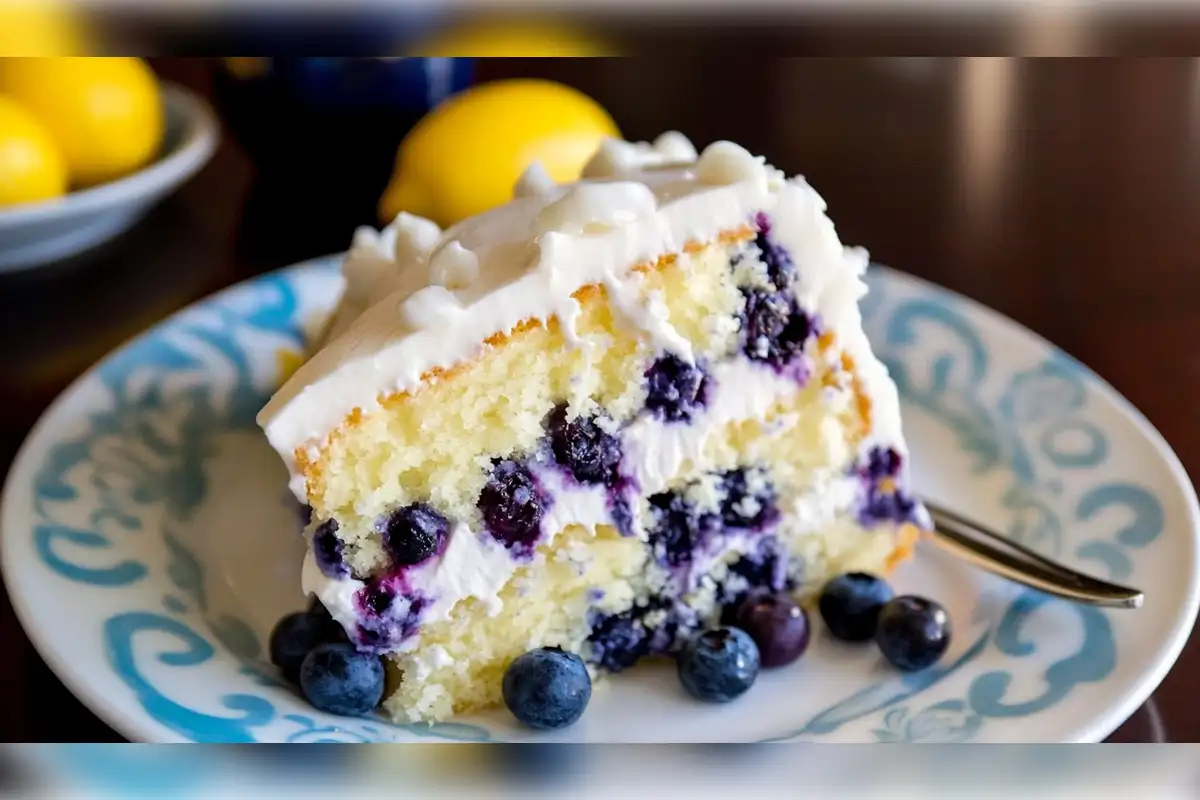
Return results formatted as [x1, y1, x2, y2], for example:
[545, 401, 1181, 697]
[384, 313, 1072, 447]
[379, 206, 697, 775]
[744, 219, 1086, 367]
[0, 1, 85, 57]
[0, 57, 163, 188]
[0, 96, 67, 207]
[379, 79, 620, 227]
[413, 21, 616, 57]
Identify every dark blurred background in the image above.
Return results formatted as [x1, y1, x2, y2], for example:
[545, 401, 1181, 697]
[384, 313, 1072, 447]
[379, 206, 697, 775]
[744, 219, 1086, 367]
[2, 46, 1199, 742]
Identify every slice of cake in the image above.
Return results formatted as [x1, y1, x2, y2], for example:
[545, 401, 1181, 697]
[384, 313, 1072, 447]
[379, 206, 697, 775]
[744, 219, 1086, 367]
[257, 133, 929, 723]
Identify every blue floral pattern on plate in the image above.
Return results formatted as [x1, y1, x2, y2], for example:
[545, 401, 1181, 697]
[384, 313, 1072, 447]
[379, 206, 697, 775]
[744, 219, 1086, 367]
[2, 259, 1196, 743]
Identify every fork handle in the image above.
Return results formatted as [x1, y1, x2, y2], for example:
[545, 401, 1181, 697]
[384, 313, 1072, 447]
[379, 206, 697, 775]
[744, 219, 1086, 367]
[924, 504, 1145, 609]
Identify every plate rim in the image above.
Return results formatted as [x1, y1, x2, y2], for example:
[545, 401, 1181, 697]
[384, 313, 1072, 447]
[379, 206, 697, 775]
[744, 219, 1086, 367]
[871, 266, 1200, 743]
[3, 258, 1197, 744]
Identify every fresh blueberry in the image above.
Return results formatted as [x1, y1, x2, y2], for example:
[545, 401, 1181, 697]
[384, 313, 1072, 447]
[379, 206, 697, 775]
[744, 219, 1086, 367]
[298, 642, 386, 716]
[307, 593, 330, 617]
[739, 288, 814, 369]
[478, 459, 548, 556]
[270, 612, 333, 683]
[547, 404, 622, 485]
[379, 503, 449, 566]
[644, 355, 711, 422]
[733, 592, 810, 668]
[818, 572, 895, 642]
[677, 627, 760, 703]
[311, 519, 348, 579]
[647, 491, 721, 568]
[306, 597, 350, 643]
[718, 468, 780, 530]
[502, 647, 592, 730]
[269, 601, 348, 683]
[718, 545, 793, 623]
[875, 595, 952, 672]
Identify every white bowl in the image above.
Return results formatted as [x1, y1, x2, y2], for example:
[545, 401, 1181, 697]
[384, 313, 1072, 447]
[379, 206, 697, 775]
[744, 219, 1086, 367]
[0, 83, 219, 272]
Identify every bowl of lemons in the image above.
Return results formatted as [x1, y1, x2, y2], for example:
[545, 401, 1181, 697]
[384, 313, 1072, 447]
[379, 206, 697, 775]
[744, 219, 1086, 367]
[0, 57, 218, 272]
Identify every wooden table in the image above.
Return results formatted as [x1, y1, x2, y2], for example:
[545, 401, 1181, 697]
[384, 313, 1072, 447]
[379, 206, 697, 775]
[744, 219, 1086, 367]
[2, 57, 1196, 742]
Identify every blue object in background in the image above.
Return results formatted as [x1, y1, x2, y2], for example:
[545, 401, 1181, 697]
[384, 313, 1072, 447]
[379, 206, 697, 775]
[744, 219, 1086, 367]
[215, 57, 474, 172]
[212, 57, 475, 262]
[271, 58, 472, 114]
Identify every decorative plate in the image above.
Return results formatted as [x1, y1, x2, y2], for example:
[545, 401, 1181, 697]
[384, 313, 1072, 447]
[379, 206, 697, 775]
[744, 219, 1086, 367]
[4, 258, 1197, 743]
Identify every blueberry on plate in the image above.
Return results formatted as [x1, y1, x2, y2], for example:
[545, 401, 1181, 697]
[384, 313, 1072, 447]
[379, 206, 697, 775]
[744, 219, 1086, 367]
[269, 607, 346, 683]
[818, 572, 894, 642]
[677, 627, 760, 703]
[307, 594, 334, 623]
[875, 595, 952, 672]
[733, 591, 810, 668]
[299, 642, 386, 716]
[502, 647, 592, 730]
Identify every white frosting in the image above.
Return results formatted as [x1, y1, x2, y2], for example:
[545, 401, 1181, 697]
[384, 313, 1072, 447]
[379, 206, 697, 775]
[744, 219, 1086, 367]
[391, 212, 443, 264]
[302, 552, 363, 636]
[652, 131, 700, 163]
[400, 285, 464, 330]
[624, 359, 800, 495]
[513, 161, 557, 198]
[696, 141, 769, 190]
[414, 522, 511, 618]
[581, 131, 698, 179]
[427, 241, 479, 290]
[537, 466, 627, 537]
[535, 182, 658, 236]
[313, 214, 444, 351]
[261, 132, 908, 502]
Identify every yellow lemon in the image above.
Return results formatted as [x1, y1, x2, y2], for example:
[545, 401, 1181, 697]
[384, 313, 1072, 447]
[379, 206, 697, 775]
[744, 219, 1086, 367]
[413, 21, 617, 57]
[379, 79, 619, 227]
[0, 95, 68, 207]
[0, 1, 85, 57]
[0, 57, 163, 188]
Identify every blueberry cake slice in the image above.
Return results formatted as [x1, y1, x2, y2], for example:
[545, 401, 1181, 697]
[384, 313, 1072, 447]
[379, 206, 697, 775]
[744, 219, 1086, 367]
[258, 133, 929, 723]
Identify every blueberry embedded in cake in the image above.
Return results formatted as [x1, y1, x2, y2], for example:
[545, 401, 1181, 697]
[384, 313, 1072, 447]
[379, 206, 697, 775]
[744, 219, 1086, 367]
[258, 132, 930, 725]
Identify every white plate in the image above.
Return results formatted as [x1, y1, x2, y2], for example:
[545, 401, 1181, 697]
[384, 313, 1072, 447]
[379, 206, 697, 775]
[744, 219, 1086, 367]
[0, 84, 218, 272]
[3, 258, 1197, 743]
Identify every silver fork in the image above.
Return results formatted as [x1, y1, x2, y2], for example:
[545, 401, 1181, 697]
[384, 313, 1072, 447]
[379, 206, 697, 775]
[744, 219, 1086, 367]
[922, 499, 1145, 609]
